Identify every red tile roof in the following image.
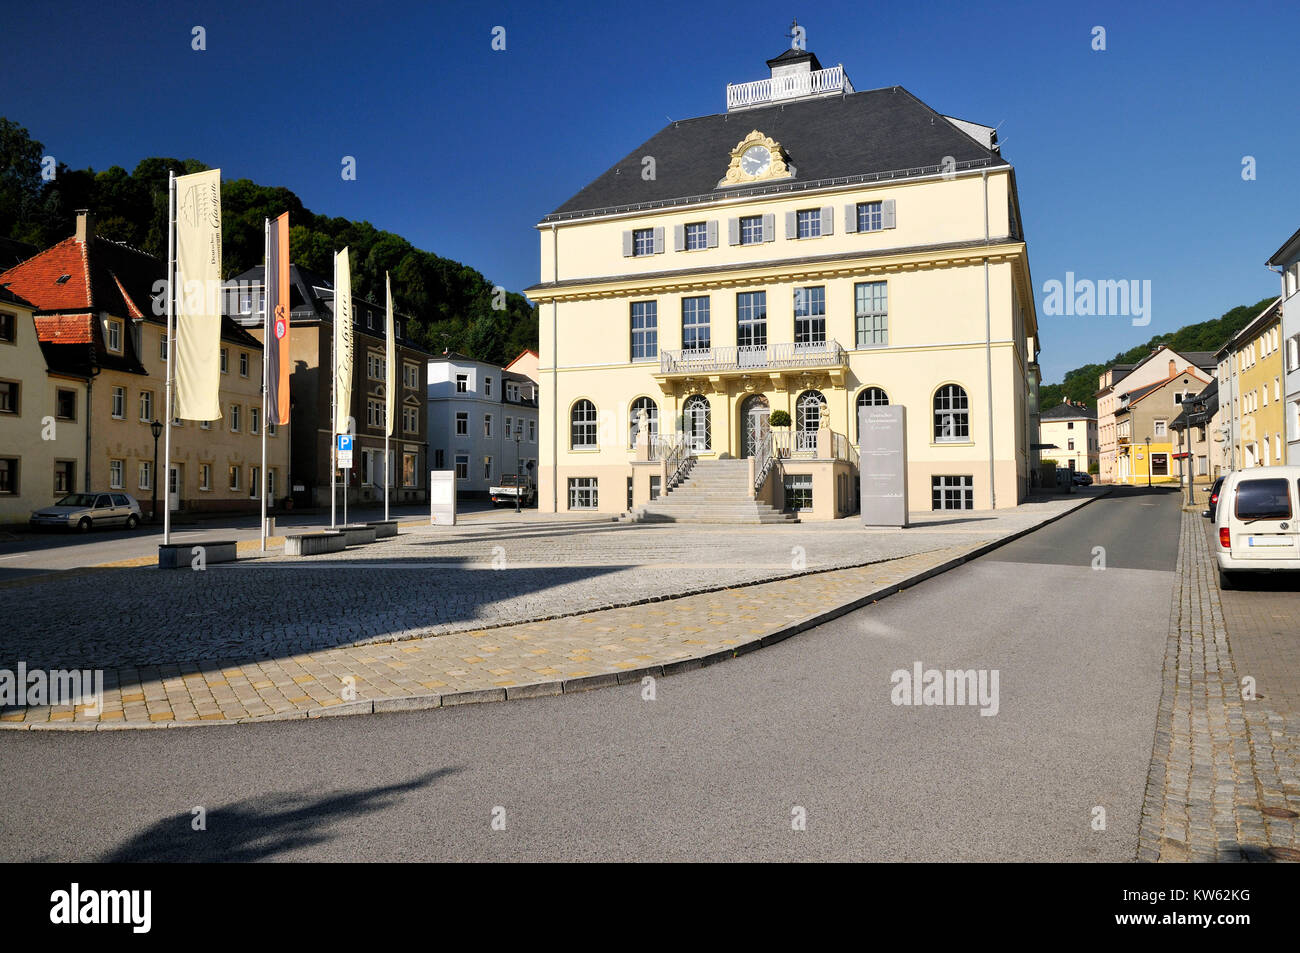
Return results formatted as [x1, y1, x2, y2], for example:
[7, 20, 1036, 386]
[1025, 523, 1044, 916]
[33, 313, 94, 344]
[0, 237, 92, 312]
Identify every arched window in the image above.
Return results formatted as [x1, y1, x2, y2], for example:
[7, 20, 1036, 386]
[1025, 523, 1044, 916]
[796, 390, 825, 451]
[571, 399, 597, 449]
[628, 396, 658, 449]
[683, 394, 711, 451]
[933, 384, 969, 442]
[855, 387, 890, 442]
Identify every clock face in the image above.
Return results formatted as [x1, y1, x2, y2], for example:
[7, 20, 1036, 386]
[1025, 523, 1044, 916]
[740, 145, 772, 177]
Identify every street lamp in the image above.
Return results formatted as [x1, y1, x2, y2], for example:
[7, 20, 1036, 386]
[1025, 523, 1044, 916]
[1145, 436, 1152, 488]
[150, 418, 164, 521]
[513, 420, 523, 514]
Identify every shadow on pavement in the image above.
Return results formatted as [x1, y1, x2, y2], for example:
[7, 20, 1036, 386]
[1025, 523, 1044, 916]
[100, 767, 460, 862]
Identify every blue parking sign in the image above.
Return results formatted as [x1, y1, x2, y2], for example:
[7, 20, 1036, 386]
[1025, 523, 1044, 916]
[337, 434, 353, 453]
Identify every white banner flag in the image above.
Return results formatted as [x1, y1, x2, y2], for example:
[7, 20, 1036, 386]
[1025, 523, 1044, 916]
[174, 169, 222, 420]
[385, 272, 395, 436]
[333, 248, 353, 435]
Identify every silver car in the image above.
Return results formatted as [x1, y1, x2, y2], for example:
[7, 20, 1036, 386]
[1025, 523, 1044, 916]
[30, 492, 143, 532]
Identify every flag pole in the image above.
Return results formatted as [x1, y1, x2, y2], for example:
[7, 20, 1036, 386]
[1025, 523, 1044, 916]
[384, 271, 392, 523]
[163, 170, 176, 546]
[330, 254, 337, 530]
[260, 217, 269, 552]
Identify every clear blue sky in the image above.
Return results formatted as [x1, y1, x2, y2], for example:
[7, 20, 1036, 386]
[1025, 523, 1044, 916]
[4, 0, 1296, 383]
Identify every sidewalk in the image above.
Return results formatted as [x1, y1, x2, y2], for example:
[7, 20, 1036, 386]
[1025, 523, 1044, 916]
[1137, 511, 1300, 862]
[1, 491, 1107, 730]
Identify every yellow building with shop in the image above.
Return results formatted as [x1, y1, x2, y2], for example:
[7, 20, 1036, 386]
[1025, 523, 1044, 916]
[528, 48, 1041, 520]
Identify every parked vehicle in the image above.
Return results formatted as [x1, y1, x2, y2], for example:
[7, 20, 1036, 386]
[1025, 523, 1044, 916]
[1071, 472, 1093, 486]
[30, 492, 143, 532]
[1213, 467, 1300, 589]
[489, 473, 536, 507]
[1203, 475, 1226, 520]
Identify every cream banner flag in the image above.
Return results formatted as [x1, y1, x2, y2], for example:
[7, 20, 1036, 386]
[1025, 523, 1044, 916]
[385, 272, 395, 436]
[174, 169, 222, 420]
[333, 248, 353, 435]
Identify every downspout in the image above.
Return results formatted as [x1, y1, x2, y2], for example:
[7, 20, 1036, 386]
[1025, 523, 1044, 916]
[983, 169, 996, 509]
[550, 222, 558, 513]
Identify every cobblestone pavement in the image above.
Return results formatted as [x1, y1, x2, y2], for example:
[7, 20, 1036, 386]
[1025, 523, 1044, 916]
[1, 496, 1096, 670]
[1138, 511, 1300, 862]
[0, 493, 1100, 729]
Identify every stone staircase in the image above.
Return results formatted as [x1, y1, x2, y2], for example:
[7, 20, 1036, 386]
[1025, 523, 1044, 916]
[622, 459, 797, 524]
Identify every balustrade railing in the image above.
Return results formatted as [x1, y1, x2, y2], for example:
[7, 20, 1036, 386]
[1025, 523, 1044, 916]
[660, 340, 845, 375]
[726, 65, 850, 110]
[654, 434, 696, 489]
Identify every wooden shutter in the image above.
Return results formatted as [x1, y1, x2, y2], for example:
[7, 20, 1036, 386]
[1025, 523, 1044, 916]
[820, 206, 834, 236]
[763, 213, 775, 242]
[622, 231, 633, 257]
[843, 204, 858, 233]
[728, 218, 740, 245]
[785, 211, 797, 239]
[673, 224, 685, 252]
[883, 199, 897, 228]
[653, 226, 665, 254]
[706, 220, 718, 248]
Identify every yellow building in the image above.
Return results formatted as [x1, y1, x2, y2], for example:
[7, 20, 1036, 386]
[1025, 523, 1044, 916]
[1113, 361, 1211, 484]
[1216, 298, 1286, 469]
[0, 287, 88, 524]
[527, 48, 1040, 519]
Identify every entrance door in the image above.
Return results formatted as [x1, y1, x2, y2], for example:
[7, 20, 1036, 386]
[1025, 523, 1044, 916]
[683, 395, 710, 452]
[740, 394, 770, 458]
[168, 465, 182, 511]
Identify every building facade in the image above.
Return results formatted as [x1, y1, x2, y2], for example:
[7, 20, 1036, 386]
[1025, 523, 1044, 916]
[0, 287, 88, 524]
[1266, 229, 1300, 465]
[527, 48, 1041, 518]
[1170, 378, 1218, 486]
[1114, 363, 1212, 484]
[1, 211, 288, 517]
[1214, 298, 1286, 470]
[427, 353, 539, 497]
[1038, 401, 1097, 473]
[228, 264, 431, 509]
[1095, 347, 1216, 485]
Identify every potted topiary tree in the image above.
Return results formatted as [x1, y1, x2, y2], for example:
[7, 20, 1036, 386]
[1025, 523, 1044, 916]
[769, 410, 791, 457]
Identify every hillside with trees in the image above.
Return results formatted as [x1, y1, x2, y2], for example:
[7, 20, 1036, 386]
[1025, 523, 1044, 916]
[1038, 296, 1277, 409]
[0, 118, 538, 366]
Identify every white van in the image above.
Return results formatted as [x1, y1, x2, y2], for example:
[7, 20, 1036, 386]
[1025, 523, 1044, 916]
[1214, 465, 1300, 589]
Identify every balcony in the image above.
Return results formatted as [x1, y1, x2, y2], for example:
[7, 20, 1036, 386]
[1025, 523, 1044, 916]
[726, 65, 852, 111]
[659, 340, 847, 376]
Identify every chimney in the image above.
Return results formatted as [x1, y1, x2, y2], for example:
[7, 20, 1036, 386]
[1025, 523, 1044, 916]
[1168, 359, 1175, 377]
[75, 209, 94, 245]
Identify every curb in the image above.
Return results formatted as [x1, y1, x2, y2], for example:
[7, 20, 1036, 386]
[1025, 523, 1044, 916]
[0, 489, 1112, 731]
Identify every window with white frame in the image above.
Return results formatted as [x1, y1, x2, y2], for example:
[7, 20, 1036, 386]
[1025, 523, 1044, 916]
[933, 384, 970, 442]
[631, 301, 658, 361]
[220, 348, 229, 373]
[367, 399, 383, 428]
[200, 464, 211, 490]
[110, 459, 124, 489]
[684, 222, 708, 250]
[138, 461, 152, 490]
[159, 333, 168, 361]
[111, 386, 125, 419]
[783, 473, 813, 511]
[856, 201, 884, 232]
[138, 390, 153, 421]
[368, 352, 385, 380]
[456, 374, 468, 393]
[484, 414, 493, 438]
[932, 475, 974, 510]
[483, 456, 492, 480]
[793, 287, 826, 346]
[230, 404, 241, 432]
[528, 419, 536, 442]
[251, 408, 260, 435]
[855, 281, 888, 347]
[796, 209, 822, 239]
[239, 351, 249, 377]
[249, 466, 260, 497]
[455, 412, 468, 436]
[739, 215, 763, 245]
[402, 405, 418, 433]
[228, 465, 240, 491]
[1154, 419, 1167, 437]
[682, 296, 710, 350]
[632, 228, 654, 257]
[484, 377, 492, 397]
[404, 362, 418, 389]
[568, 477, 598, 509]
[454, 453, 469, 480]
[107, 319, 122, 352]
[571, 400, 598, 449]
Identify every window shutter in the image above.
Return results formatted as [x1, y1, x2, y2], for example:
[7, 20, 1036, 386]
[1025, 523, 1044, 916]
[763, 213, 775, 242]
[673, 225, 685, 252]
[820, 206, 834, 236]
[785, 211, 797, 239]
[843, 204, 858, 233]
[883, 199, 897, 228]
[653, 226, 665, 254]
[728, 218, 740, 246]
[706, 220, 718, 248]
[622, 231, 634, 257]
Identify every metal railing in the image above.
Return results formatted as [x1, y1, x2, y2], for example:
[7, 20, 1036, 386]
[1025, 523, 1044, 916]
[654, 434, 696, 490]
[753, 431, 776, 493]
[660, 340, 846, 375]
[727, 65, 851, 110]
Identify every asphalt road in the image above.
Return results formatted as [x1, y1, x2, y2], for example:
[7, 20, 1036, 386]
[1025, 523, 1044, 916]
[0, 487, 1183, 862]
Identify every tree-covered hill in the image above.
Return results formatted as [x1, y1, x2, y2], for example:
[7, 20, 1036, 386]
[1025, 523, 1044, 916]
[0, 118, 538, 365]
[1039, 296, 1278, 409]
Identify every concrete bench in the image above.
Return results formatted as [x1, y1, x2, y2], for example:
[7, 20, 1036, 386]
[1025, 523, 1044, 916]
[158, 540, 237, 569]
[366, 520, 399, 539]
[285, 531, 346, 556]
[339, 524, 377, 546]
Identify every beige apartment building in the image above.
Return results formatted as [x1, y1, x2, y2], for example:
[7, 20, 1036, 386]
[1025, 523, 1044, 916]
[1215, 298, 1287, 470]
[0, 211, 289, 516]
[1113, 362, 1211, 484]
[527, 48, 1041, 519]
[1095, 346, 1215, 484]
[0, 287, 88, 524]
[1038, 401, 1097, 473]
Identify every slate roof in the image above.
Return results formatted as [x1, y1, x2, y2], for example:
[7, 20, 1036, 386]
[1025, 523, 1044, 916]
[542, 85, 1007, 221]
[1040, 401, 1096, 421]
